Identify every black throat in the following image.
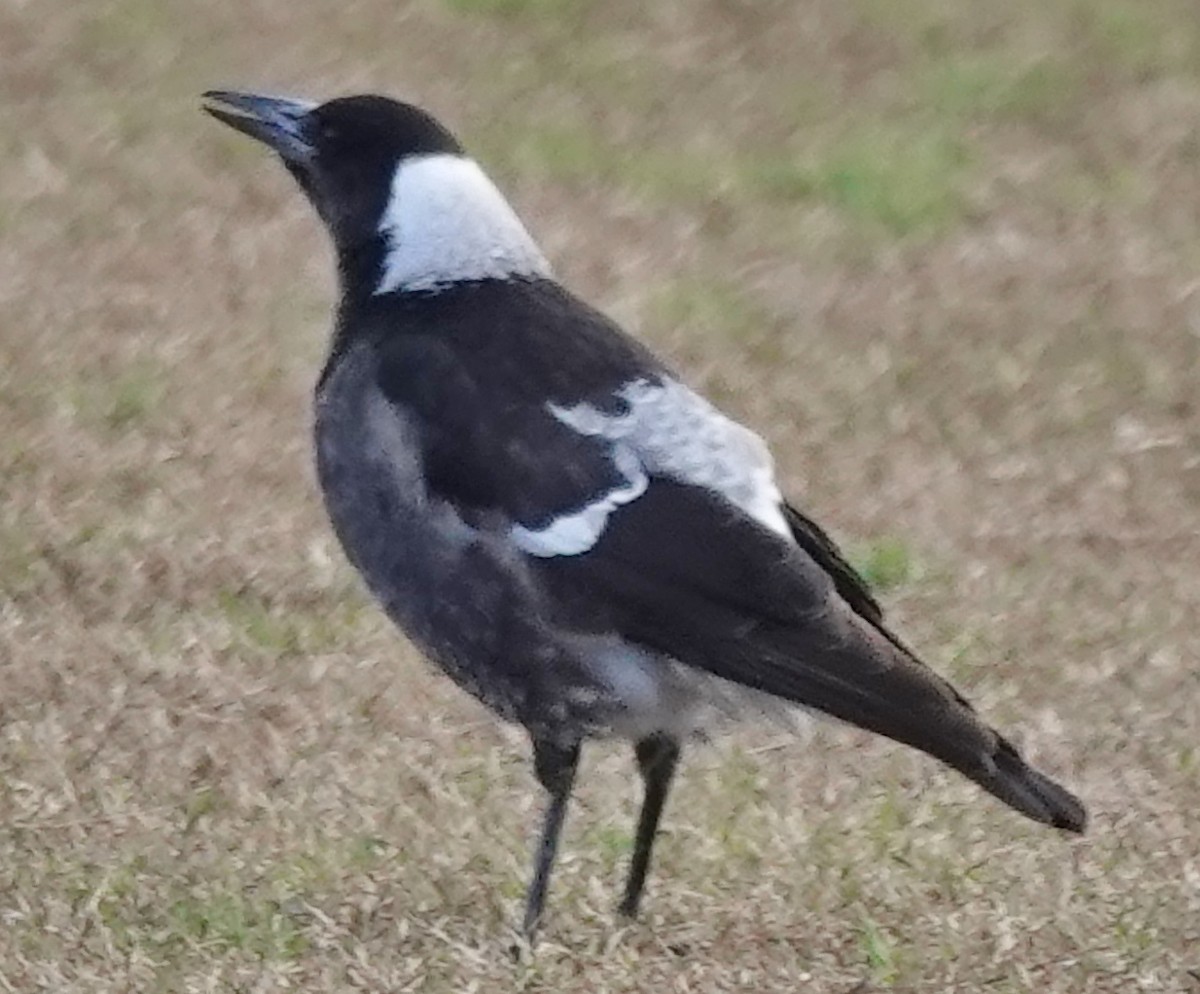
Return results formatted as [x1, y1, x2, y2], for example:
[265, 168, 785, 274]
[335, 235, 391, 306]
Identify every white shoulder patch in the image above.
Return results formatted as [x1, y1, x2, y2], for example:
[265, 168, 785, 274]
[374, 154, 552, 295]
[551, 378, 792, 540]
[511, 448, 648, 558]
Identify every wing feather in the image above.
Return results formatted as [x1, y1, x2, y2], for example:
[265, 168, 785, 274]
[535, 481, 1086, 831]
[365, 295, 1085, 832]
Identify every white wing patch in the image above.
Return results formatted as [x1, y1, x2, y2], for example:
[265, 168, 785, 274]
[374, 154, 552, 295]
[511, 447, 648, 557]
[551, 378, 792, 541]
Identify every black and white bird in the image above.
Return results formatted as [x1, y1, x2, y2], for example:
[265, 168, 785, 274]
[203, 90, 1087, 936]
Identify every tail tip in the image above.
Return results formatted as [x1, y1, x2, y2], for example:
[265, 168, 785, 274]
[1048, 793, 1088, 834]
[990, 739, 1088, 834]
[1050, 803, 1087, 834]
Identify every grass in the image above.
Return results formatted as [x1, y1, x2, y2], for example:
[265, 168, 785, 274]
[2, 0, 1199, 990]
[850, 536, 921, 592]
[649, 277, 772, 342]
[488, 116, 973, 238]
[755, 124, 972, 236]
[442, 0, 582, 19]
[919, 54, 1082, 124]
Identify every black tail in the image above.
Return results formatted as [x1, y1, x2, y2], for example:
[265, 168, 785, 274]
[955, 734, 1087, 833]
[563, 490, 1088, 832]
[784, 608, 1090, 834]
[734, 601, 1090, 834]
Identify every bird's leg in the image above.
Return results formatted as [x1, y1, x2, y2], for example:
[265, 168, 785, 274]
[521, 738, 581, 938]
[618, 733, 681, 919]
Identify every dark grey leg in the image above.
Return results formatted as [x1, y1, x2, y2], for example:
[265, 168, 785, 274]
[521, 738, 581, 937]
[618, 734, 681, 918]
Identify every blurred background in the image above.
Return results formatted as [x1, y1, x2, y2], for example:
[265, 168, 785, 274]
[1, 0, 1197, 990]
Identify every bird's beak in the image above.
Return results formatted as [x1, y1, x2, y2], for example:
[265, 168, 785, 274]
[202, 90, 317, 164]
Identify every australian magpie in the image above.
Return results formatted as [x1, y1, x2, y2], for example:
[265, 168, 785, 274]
[203, 90, 1087, 936]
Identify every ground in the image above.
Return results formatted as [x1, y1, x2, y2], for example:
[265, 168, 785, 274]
[1, 0, 1198, 991]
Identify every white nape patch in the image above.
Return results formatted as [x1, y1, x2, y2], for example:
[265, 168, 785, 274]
[511, 448, 648, 557]
[374, 154, 552, 294]
[551, 378, 792, 540]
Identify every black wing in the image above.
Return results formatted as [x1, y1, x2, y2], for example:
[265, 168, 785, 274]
[366, 281, 1085, 832]
[369, 279, 666, 532]
[782, 502, 884, 625]
[533, 481, 1085, 832]
[536, 480, 972, 747]
[782, 502, 926, 660]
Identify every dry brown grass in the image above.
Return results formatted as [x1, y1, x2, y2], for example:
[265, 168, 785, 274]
[2, 0, 1198, 990]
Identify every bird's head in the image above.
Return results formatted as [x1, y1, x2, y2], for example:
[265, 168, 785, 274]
[203, 91, 550, 296]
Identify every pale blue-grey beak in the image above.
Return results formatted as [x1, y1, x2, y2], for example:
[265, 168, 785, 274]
[202, 90, 317, 163]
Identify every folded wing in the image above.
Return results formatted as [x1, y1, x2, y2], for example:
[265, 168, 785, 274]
[373, 313, 1085, 833]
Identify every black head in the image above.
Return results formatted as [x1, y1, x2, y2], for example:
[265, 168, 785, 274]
[205, 89, 550, 298]
[203, 91, 463, 251]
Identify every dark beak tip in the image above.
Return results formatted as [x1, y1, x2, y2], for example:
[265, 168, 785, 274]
[201, 90, 262, 121]
[200, 91, 252, 130]
[200, 89, 239, 112]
